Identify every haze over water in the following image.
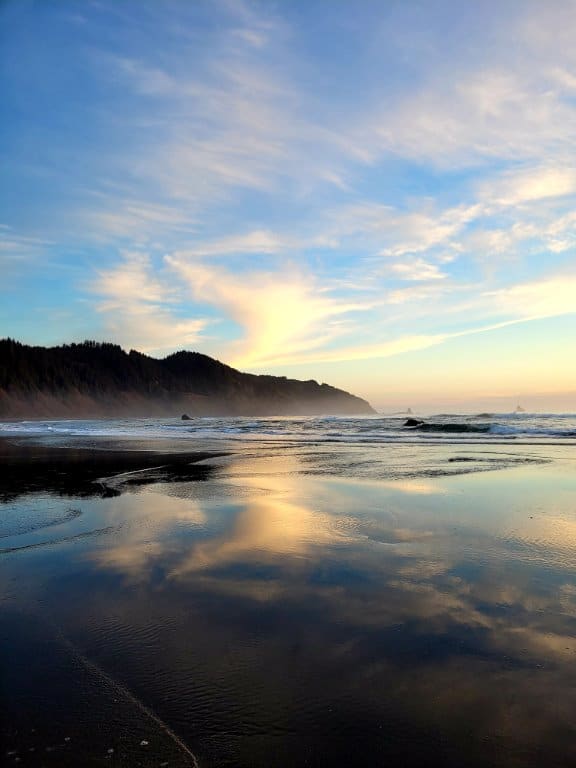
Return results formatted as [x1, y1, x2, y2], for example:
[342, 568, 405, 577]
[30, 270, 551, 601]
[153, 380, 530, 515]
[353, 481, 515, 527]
[2, 416, 576, 766]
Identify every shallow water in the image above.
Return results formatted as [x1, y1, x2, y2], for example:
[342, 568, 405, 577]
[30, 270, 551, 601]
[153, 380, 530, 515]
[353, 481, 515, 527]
[2, 437, 576, 766]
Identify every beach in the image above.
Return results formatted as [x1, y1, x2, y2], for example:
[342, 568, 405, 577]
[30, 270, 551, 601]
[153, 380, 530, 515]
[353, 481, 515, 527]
[1, 416, 576, 766]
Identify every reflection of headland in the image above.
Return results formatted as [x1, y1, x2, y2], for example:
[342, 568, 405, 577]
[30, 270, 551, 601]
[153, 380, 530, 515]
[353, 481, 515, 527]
[0, 438, 225, 501]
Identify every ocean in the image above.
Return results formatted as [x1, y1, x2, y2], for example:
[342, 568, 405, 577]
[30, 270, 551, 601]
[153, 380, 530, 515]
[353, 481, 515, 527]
[3, 411, 576, 446]
[1, 413, 576, 766]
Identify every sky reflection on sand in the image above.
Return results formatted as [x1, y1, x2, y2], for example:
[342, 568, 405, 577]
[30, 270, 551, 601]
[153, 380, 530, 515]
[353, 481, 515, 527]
[2, 454, 576, 766]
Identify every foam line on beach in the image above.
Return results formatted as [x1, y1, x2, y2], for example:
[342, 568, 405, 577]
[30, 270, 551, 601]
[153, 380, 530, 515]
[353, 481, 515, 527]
[50, 621, 200, 767]
[0, 525, 119, 555]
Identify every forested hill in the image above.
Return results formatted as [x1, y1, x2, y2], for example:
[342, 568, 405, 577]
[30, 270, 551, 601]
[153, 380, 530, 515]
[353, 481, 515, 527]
[0, 339, 375, 417]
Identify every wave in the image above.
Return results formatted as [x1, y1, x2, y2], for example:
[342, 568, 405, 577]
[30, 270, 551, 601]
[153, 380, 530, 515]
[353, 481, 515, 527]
[407, 420, 576, 437]
[409, 422, 491, 434]
[490, 424, 576, 437]
[1, 413, 575, 446]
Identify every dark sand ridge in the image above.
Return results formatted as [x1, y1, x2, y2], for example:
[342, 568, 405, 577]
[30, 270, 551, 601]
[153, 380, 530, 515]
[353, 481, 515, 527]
[0, 438, 228, 502]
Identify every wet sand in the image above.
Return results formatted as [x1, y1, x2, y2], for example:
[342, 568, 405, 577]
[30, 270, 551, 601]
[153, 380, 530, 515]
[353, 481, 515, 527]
[0, 438, 228, 501]
[2, 436, 576, 766]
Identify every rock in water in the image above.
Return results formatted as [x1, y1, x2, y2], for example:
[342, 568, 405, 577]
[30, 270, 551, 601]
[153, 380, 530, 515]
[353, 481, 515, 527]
[404, 418, 425, 427]
[181, 413, 192, 420]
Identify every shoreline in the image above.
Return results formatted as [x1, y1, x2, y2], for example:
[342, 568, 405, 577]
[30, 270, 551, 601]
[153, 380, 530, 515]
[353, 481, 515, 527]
[1, 429, 570, 494]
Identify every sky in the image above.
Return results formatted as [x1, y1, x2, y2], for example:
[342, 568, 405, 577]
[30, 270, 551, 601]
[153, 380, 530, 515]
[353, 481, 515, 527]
[1, 0, 575, 411]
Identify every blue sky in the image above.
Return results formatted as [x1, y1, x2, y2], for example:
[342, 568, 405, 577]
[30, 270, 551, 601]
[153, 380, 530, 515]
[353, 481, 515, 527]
[1, 0, 576, 409]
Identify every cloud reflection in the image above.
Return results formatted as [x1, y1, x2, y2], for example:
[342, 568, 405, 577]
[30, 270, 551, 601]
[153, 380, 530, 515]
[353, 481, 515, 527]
[64, 458, 576, 764]
[87, 460, 576, 670]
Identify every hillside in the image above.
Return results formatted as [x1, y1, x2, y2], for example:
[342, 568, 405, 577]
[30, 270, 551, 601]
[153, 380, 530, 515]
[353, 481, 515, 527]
[0, 339, 375, 418]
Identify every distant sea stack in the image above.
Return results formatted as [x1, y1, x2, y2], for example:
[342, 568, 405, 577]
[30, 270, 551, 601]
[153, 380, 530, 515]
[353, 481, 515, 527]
[0, 339, 375, 418]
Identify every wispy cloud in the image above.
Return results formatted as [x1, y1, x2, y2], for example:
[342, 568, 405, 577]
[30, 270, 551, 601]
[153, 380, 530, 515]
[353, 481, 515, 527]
[347, 3, 576, 171]
[95, 16, 351, 219]
[388, 259, 448, 281]
[481, 166, 576, 207]
[484, 273, 576, 320]
[82, 196, 198, 241]
[178, 230, 291, 258]
[0, 227, 54, 260]
[91, 252, 208, 354]
[166, 256, 372, 367]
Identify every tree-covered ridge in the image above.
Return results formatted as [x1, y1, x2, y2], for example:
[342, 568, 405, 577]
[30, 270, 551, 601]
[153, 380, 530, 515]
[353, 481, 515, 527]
[0, 339, 374, 416]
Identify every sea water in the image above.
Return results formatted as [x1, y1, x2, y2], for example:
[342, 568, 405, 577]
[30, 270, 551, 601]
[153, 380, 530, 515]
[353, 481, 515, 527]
[2, 411, 576, 445]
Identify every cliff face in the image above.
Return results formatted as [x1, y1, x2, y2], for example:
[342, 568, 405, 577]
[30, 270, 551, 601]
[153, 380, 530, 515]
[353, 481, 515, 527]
[0, 339, 375, 417]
